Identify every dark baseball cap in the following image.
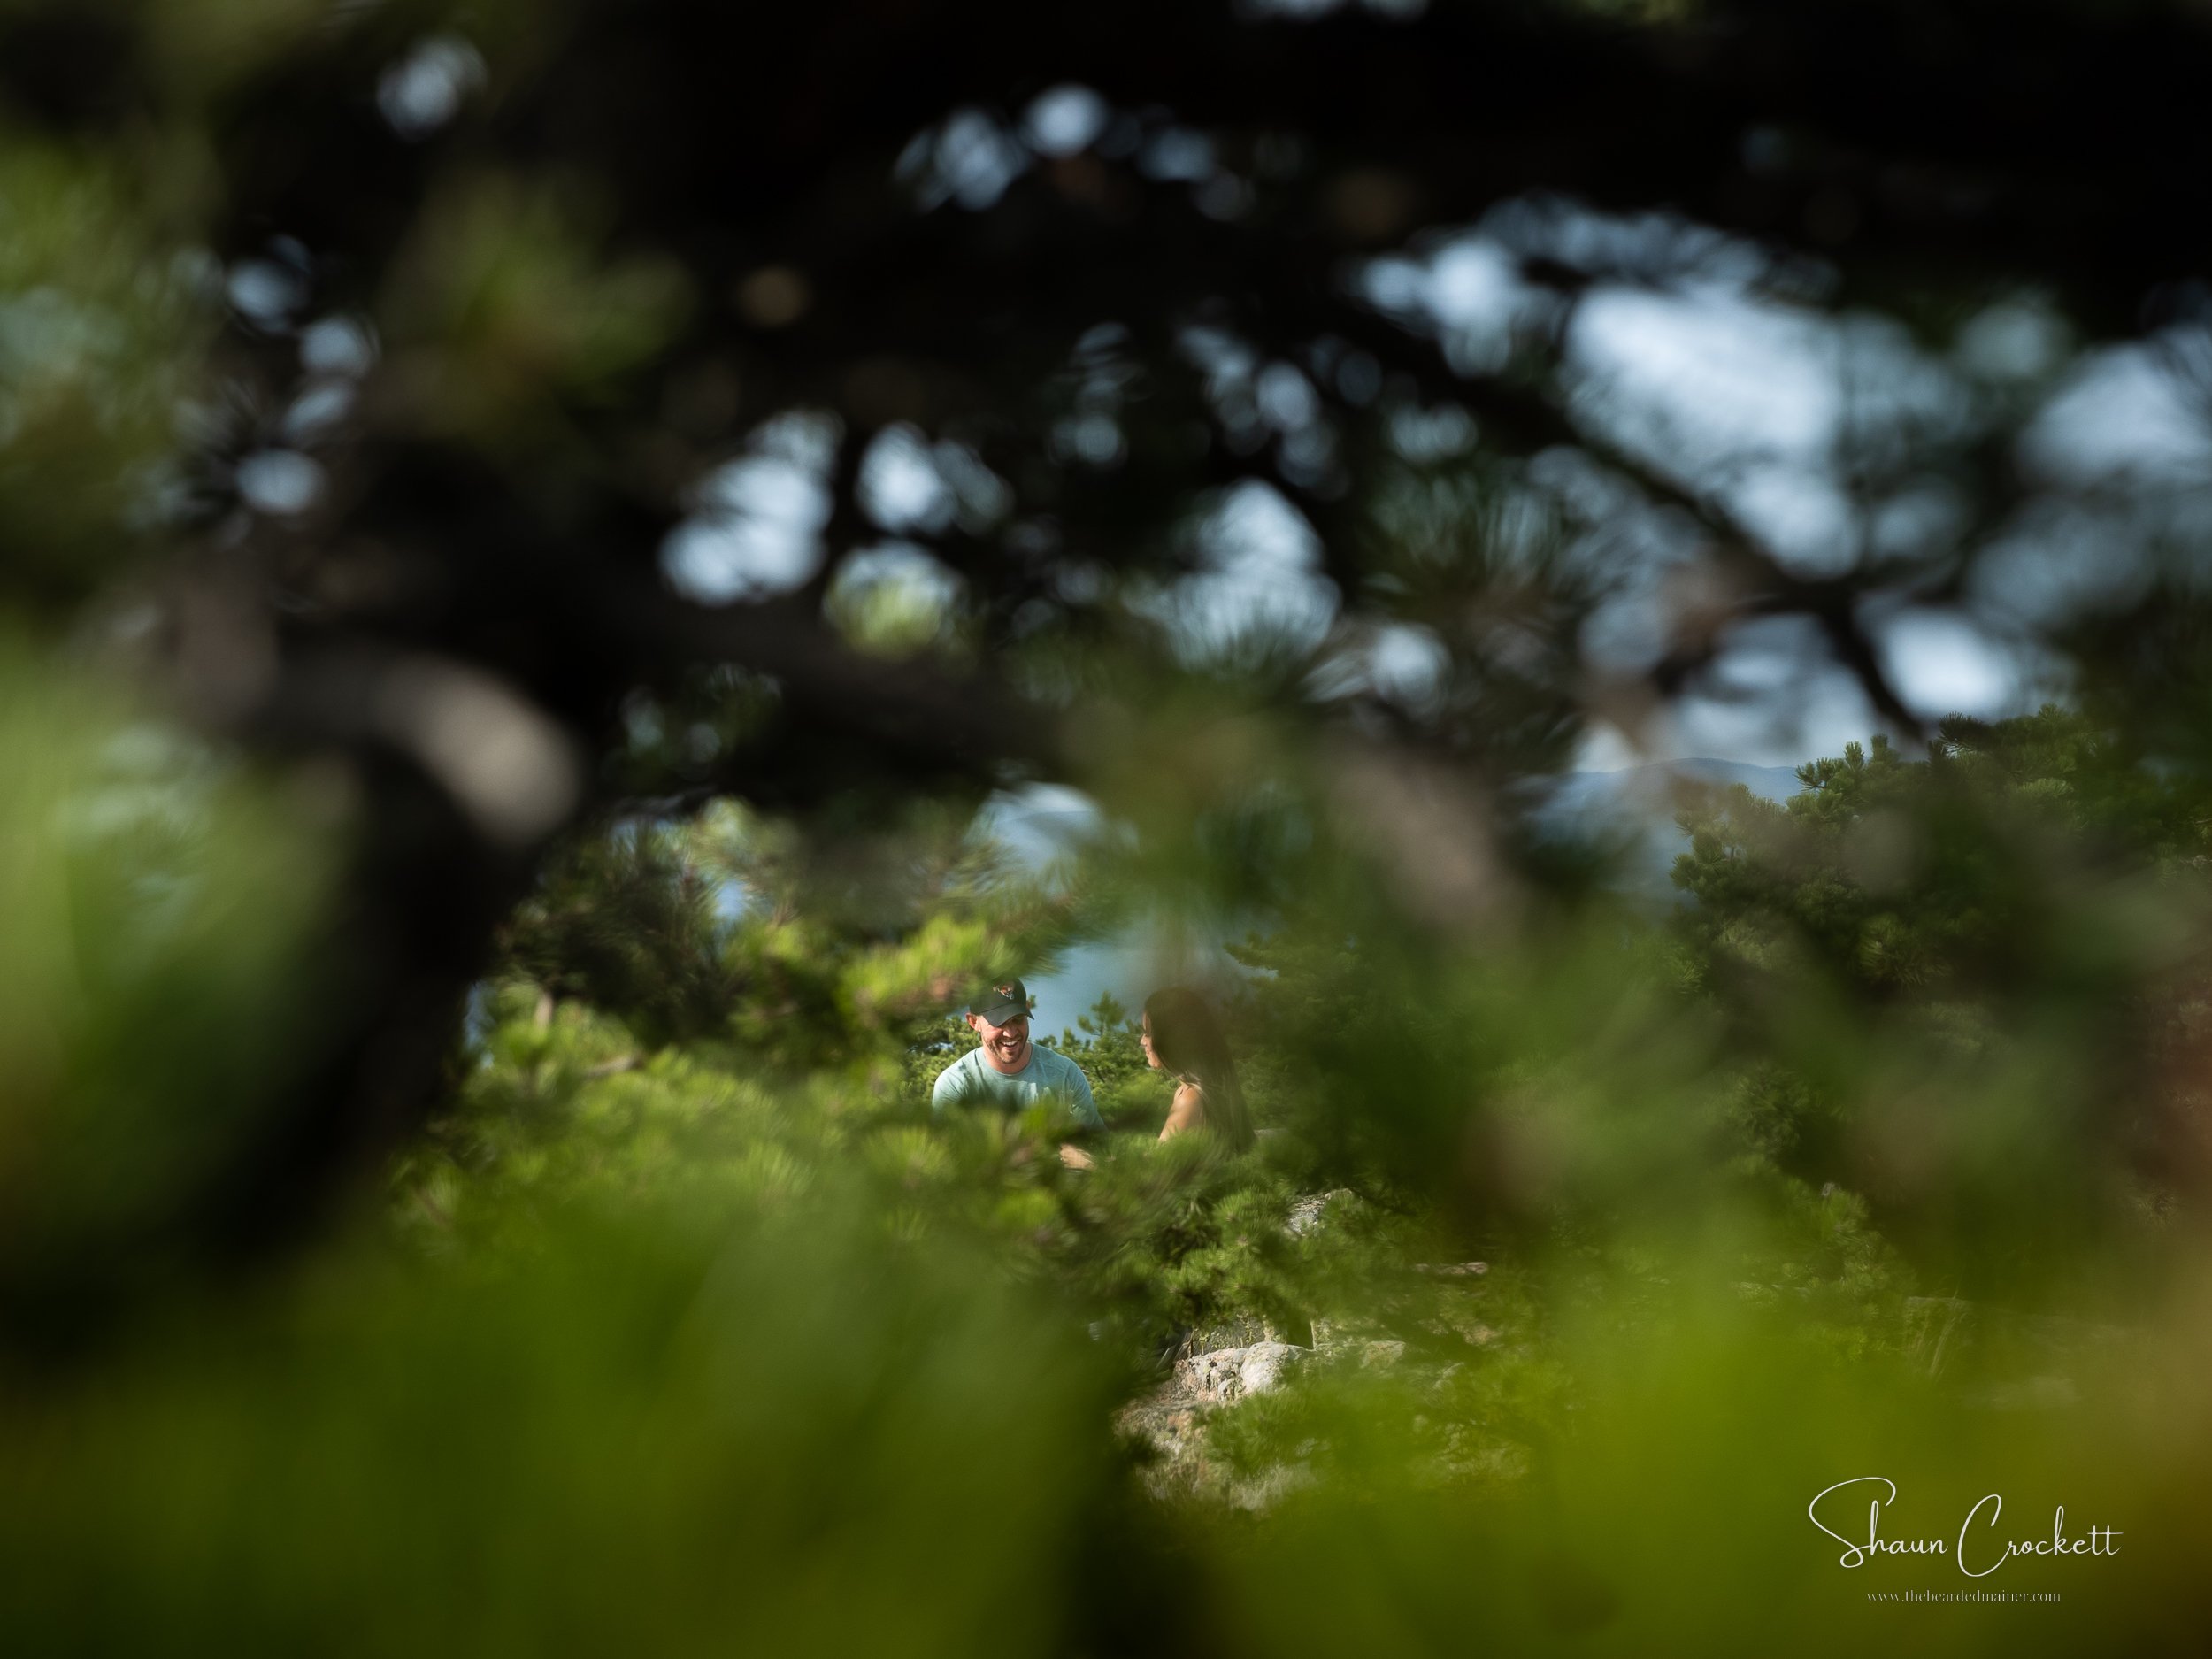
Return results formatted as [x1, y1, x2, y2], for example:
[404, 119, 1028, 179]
[970, 978, 1033, 1025]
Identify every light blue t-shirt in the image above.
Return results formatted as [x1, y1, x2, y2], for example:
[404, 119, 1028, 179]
[930, 1044, 1102, 1129]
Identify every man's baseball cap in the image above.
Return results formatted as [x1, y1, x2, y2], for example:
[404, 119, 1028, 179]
[970, 979, 1033, 1025]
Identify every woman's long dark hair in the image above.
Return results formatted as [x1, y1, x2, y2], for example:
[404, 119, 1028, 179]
[1142, 987, 1254, 1151]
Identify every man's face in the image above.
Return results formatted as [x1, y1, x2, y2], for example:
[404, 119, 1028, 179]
[967, 1010, 1032, 1072]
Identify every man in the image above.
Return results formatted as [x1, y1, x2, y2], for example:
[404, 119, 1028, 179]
[930, 978, 1102, 1132]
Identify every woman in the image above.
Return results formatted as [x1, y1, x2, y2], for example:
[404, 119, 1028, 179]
[1141, 987, 1256, 1152]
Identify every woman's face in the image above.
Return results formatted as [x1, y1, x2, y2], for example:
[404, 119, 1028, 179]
[1140, 1018, 1162, 1071]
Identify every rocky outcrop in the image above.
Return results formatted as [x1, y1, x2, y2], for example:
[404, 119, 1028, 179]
[1124, 1188, 1517, 1506]
[1175, 1340, 1307, 1403]
[1120, 1340, 1316, 1509]
[1285, 1189, 1355, 1237]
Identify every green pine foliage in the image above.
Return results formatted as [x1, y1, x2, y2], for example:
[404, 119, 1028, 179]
[404, 807, 1314, 1368]
[11, 688, 2212, 1651]
[1668, 710, 2212, 1295]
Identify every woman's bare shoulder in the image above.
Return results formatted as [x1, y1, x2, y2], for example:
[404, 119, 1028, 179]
[1160, 1081, 1205, 1139]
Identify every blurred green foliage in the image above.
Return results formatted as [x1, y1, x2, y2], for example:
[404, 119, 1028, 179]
[14, 704, 2210, 1648]
[1671, 712, 2212, 1294]
[3, 1196, 1128, 1658]
[0, 142, 211, 608]
[0, 643, 332, 1330]
[380, 171, 693, 448]
[8, 663, 2212, 1647]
